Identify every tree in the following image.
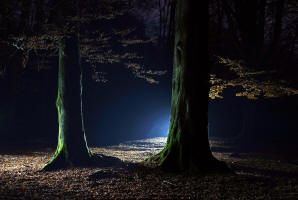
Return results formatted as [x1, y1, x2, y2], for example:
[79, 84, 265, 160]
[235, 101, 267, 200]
[0, 0, 166, 169]
[42, 32, 95, 170]
[209, 56, 298, 145]
[40, 0, 93, 170]
[150, 0, 230, 172]
[227, 0, 266, 69]
[157, 0, 177, 47]
[0, 0, 30, 137]
[208, 0, 297, 145]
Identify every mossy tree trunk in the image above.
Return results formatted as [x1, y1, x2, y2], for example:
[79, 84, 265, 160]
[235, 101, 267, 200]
[43, 33, 93, 170]
[152, 0, 230, 172]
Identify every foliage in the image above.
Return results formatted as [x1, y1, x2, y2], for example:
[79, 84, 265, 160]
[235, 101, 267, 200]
[209, 57, 298, 100]
[0, 0, 167, 84]
[1, 139, 298, 199]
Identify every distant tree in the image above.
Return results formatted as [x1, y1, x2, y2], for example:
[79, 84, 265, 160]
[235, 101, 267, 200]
[222, 0, 266, 69]
[270, 0, 285, 52]
[208, 0, 298, 144]
[209, 56, 298, 142]
[150, 0, 230, 172]
[212, 0, 298, 69]
[0, 0, 30, 136]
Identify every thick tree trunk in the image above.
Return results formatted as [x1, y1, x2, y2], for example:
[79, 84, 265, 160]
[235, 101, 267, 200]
[167, 0, 177, 50]
[151, 0, 230, 173]
[43, 0, 121, 171]
[43, 33, 93, 170]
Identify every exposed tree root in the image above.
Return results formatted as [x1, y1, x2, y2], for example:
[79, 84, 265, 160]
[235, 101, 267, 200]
[147, 149, 232, 174]
[42, 152, 123, 171]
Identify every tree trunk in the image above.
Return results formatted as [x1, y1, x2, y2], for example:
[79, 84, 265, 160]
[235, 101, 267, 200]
[43, 33, 93, 170]
[151, 0, 230, 173]
[235, 0, 257, 69]
[18, 0, 32, 34]
[167, 0, 177, 52]
[272, 0, 284, 49]
[265, 0, 284, 66]
[234, 0, 266, 69]
[257, 0, 266, 67]
[42, 0, 121, 171]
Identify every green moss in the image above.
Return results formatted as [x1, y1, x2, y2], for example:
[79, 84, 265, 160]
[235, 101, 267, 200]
[146, 0, 231, 174]
[43, 36, 93, 170]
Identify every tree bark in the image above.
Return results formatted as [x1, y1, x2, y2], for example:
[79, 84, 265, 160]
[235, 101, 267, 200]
[265, 0, 284, 66]
[167, 0, 177, 51]
[235, 0, 265, 69]
[43, 33, 93, 170]
[272, 0, 284, 49]
[151, 0, 230, 173]
[42, 0, 121, 171]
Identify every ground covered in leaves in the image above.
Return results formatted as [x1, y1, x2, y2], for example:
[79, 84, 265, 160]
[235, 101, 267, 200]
[1, 137, 298, 199]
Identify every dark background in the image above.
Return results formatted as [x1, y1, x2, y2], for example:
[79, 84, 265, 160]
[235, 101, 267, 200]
[0, 0, 297, 149]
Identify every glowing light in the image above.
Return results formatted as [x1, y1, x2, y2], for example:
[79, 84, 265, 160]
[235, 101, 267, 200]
[148, 115, 170, 137]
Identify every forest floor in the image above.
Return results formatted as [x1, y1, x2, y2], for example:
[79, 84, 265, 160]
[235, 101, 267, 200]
[0, 137, 298, 199]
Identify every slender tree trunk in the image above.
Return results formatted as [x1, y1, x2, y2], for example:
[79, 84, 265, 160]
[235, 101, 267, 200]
[235, 0, 258, 69]
[43, 33, 93, 170]
[272, 0, 284, 49]
[216, 0, 223, 34]
[18, 0, 32, 34]
[234, 0, 266, 69]
[257, 0, 266, 66]
[151, 0, 230, 173]
[33, 0, 45, 33]
[265, 0, 284, 66]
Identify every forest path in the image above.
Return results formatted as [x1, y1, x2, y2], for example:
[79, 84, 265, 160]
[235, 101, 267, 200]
[0, 137, 298, 199]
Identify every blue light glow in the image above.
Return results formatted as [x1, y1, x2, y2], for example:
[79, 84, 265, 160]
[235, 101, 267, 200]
[147, 115, 170, 137]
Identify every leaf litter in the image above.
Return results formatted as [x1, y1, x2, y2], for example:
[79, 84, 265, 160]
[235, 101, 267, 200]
[0, 138, 298, 199]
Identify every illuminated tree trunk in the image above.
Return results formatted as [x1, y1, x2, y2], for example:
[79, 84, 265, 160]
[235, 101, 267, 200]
[152, 0, 230, 172]
[43, 33, 93, 170]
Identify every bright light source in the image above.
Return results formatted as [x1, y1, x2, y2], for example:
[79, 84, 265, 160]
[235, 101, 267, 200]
[148, 115, 170, 137]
